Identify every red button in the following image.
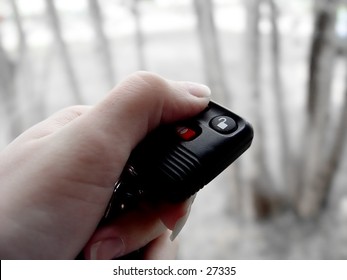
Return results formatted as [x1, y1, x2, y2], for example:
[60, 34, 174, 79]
[176, 126, 196, 141]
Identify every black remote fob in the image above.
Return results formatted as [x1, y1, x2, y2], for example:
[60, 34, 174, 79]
[102, 101, 254, 222]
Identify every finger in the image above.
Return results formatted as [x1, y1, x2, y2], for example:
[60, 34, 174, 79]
[83, 207, 167, 260]
[143, 230, 179, 260]
[13, 105, 92, 142]
[158, 195, 196, 231]
[82, 196, 194, 260]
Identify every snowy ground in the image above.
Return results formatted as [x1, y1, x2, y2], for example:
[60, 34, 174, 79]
[179, 154, 347, 259]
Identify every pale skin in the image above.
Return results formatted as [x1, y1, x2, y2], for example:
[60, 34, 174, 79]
[0, 72, 211, 259]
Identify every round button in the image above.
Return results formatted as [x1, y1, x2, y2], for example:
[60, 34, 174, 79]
[210, 116, 237, 134]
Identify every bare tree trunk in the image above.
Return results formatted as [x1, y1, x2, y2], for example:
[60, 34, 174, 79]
[297, 0, 338, 218]
[245, 0, 269, 219]
[268, 0, 292, 199]
[88, 0, 116, 87]
[1, 4, 25, 140]
[313, 55, 347, 210]
[10, 0, 26, 57]
[242, 0, 284, 219]
[240, 0, 262, 220]
[130, 0, 146, 70]
[45, 0, 83, 103]
[8, 0, 31, 135]
[10, 0, 46, 125]
[193, 0, 229, 104]
[0, 42, 22, 140]
[307, 1, 337, 117]
[246, 0, 263, 174]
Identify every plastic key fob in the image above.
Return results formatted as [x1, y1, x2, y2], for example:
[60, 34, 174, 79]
[102, 101, 254, 222]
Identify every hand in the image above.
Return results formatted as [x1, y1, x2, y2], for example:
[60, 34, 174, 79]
[0, 72, 210, 259]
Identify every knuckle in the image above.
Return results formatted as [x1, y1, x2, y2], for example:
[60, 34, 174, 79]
[129, 71, 169, 93]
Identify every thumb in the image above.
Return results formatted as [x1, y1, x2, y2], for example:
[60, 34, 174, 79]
[68, 71, 211, 187]
[83, 71, 210, 157]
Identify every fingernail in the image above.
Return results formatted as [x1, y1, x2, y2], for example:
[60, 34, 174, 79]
[186, 82, 211, 98]
[170, 195, 196, 241]
[89, 238, 125, 260]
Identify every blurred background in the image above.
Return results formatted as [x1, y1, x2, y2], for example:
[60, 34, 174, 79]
[1, 0, 347, 259]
